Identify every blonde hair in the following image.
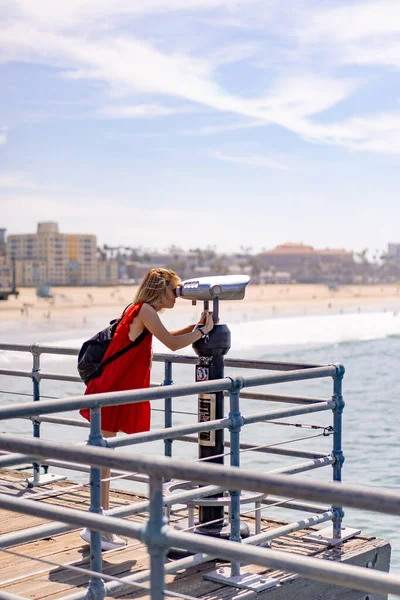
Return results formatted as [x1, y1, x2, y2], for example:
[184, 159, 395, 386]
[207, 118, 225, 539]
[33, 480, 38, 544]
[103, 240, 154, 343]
[134, 267, 181, 307]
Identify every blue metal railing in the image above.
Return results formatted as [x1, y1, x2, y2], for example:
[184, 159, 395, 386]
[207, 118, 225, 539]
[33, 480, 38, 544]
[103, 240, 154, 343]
[0, 435, 399, 599]
[0, 341, 365, 599]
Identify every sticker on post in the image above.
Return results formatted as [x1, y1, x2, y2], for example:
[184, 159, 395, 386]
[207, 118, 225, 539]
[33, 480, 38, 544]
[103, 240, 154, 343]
[196, 366, 209, 381]
[198, 393, 216, 446]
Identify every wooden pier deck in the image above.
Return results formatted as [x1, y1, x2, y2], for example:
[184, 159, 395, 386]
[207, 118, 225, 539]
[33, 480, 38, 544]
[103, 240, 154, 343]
[0, 469, 391, 600]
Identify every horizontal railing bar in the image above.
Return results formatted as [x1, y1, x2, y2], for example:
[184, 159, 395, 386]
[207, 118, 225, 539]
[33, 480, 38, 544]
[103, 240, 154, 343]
[0, 366, 336, 421]
[243, 401, 334, 425]
[0, 344, 79, 355]
[0, 380, 231, 420]
[0, 368, 329, 410]
[225, 358, 324, 370]
[262, 496, 329, 513]
[0, 369, 33, 379]
[25, 416, 90, 428]
[174, 435, 329, 459]
[245, 510, 334, 546]
[153, 353, 324, 371]
[106, 417, 231, 447]
[0, 590, 27, 600]
[0, 368, 83, 383]
[0, 491, 399, 598]
[243, 366, 336, 387]
[101, 401, 334, 448]
[0, 435, 399, 518]
[0, 344, 324, 370]
[231, 391, 329, 404]
[269, 456, 334, 476]
[39, 373, 82, 383]
[25, 459, 150, 485]
[0, 370, 329, 407]
[195, 459, 334, 506]
[0, 426, 332, 469]
[0, 454, 28, 468]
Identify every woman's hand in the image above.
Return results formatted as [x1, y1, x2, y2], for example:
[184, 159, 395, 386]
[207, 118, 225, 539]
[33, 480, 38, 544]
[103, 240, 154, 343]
[202, 311, 214, 334]
[198, 310, 218, 333]
[199, 310, 208, 325]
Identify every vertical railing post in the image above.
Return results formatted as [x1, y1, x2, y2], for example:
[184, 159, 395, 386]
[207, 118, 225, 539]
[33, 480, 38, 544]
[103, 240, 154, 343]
[332, 363, 345, 539]
[228, 377, 245, 577]
[30, 344, 41, 486]
[147, 476, 167, 600]
[86, 407, 106, 600]
[163, 360, 173, 459]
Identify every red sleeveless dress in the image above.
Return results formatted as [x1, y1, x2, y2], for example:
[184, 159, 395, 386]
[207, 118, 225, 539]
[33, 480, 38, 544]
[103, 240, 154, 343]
[80, 303, 152, 434]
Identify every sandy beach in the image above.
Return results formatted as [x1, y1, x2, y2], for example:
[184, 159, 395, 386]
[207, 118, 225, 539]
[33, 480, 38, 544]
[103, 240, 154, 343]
[1, 284, 400, 325]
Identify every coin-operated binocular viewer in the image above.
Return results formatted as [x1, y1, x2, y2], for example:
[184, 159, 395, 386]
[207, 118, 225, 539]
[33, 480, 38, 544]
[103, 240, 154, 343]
[176, 274, 250, 538]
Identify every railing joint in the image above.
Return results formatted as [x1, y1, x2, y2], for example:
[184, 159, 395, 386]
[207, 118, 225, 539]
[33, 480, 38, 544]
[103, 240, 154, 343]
[29, 343, 41, 357]
[332, 363, 345, 380]
[332, 449, 345, 468]
[332, 394, 345, 413]
[227, 376, 245, 394]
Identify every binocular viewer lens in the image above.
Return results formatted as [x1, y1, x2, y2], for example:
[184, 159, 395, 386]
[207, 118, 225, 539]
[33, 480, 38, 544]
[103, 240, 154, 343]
[175, 274, 250, 301]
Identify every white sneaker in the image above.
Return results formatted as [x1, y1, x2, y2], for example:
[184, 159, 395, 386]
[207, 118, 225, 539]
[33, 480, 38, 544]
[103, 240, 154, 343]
[80, 527, 91, 545]
[80, 527, 127, 551]
[100, 532, 127, 551]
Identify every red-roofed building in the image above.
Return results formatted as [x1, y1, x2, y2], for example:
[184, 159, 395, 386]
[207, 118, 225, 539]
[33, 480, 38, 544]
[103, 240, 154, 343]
[258, 243, 355, 283]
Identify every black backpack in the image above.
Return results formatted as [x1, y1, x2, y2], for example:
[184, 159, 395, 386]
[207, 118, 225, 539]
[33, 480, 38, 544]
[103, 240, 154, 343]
[77, 305, 149, 385]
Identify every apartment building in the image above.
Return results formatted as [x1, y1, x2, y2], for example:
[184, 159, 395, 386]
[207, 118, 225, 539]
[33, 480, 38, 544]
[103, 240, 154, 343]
[6, 222, 118, 286]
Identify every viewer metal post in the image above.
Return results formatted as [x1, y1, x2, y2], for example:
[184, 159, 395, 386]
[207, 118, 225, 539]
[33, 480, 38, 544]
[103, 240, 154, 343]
[163, 361, 173, 459]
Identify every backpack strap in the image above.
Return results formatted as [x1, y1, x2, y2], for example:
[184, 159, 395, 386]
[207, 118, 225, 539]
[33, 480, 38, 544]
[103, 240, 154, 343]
[100, 328, 149, 370]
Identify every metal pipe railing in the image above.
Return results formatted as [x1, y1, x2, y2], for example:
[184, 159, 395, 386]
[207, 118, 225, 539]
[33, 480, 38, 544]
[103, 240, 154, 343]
[0, 367, 335, 420]
[0, 435, 398, 518]
[0, 441, 399, 598]
[173, 434, 329, 459]
[0, 342, 346, 599]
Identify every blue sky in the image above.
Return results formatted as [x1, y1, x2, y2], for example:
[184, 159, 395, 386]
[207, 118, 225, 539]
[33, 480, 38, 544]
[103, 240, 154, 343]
[1, 0, 400, 256]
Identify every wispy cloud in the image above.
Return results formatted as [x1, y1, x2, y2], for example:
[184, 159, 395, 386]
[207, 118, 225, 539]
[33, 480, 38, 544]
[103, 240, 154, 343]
[297, 1, 400, 70]
[8, 0, 262, 29]
[98, 103, 195, 119]
[211, 150, 292, 170]
[3, 0, 400, 155]
[306, 112, 400, 153]
[302, 1, 400, 43]
[182, 120, 264, 136]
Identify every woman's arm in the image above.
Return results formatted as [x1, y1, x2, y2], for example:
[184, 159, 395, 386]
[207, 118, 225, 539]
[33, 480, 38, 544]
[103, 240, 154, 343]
[171, 310, 209, 335]
[170, 324, 196, 336]
[137, 304, 213, 351]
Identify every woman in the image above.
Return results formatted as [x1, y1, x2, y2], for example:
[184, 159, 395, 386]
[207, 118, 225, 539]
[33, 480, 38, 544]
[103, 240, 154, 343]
[80, 267, 214, 550]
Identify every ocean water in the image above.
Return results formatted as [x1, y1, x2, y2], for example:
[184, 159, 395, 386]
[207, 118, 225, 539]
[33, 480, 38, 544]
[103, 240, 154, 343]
[1, 306, 400, 578]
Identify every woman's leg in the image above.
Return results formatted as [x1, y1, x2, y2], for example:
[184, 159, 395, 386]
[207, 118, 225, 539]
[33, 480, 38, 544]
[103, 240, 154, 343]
[80, 429, 126, 549]
[101, 430, 116, 511]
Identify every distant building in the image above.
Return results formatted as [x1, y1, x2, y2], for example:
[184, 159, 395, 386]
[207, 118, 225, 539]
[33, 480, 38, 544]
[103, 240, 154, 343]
[6, 222, 118, 286]
[387, 243, 400, 259]
[258, 243, 355, 283]
[0, 255, 11, 288]
[0, 228, 6, 256]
